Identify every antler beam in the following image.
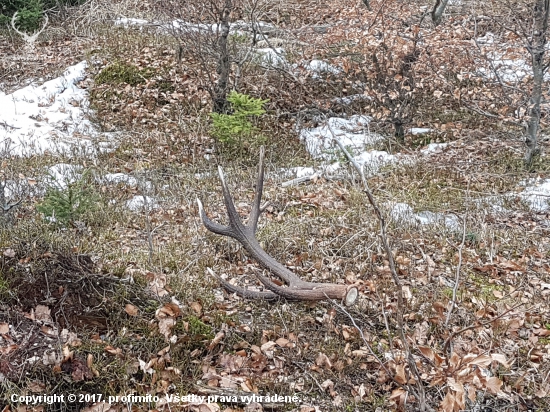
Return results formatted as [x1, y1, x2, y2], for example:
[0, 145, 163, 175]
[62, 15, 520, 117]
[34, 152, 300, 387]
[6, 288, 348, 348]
[197, 146, 358, 306]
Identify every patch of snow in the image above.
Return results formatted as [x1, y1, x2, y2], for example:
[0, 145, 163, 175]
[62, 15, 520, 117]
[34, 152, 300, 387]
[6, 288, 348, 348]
[104, 173, 138, 187]
[166, 19, 218, 33]
[114, 18, 149, 27]
[389, 202, 460, 230]
[416, 211, 461, 230]
[410, 128, 433, 135]
[254, 48, 288, 67]
[44, 164, 82, 190]
[476, 32, 495, 45]
[288, 167, 316, 178]
[299, 115, 382, 159]
[304, 60, 341, 76]
[421, 143, 448, 154]
[390, 202, 416, 222]
[126, 195, 159, 211]
[0, 61, 116, 157]
[474, 35, 550, 83]
[354, 150, 396, 174]
[519, 179, 550, 212]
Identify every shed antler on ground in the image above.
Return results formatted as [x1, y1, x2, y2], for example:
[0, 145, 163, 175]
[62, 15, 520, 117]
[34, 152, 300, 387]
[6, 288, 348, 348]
[197, 146, 358, 306]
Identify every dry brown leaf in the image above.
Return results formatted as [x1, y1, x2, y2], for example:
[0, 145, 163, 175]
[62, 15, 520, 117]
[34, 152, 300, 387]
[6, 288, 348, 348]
[34, 305, 52, 322]
[490, 353, 510, 368]
[81, 403, 116, 412]
[440, 391, 456, 412]
[208, 331, 225, 350]
[418, 346, 434, 361]
[124, 304, 138, 316]
[0, 344, 18, 355]
[389, 388, 406, 407]
[260, 341, 276, 353]
[275, 337, 290, 348]
[156, 302, 182, 318]
[394, 363, 407, 384]
[27, 381, 46, 392]
[147, 272, 169, 297]
[315, 352, 332, 369]
[158, 317, 176, 341]
[0, 322, 9, 334]
[465, 354, 492, 368]
[190, 301, 202, 316]
[485, 376, 503, 395]
[104, 346, 122, 356]
[321, 379, 337, 397]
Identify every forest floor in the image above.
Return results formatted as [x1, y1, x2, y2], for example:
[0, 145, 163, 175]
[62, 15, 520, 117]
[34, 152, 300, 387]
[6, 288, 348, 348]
[1, 1, 550, 411]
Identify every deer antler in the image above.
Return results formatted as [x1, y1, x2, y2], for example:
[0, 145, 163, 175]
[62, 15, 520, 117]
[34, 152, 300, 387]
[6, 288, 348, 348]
[11, 12, 49, 47]
[197, 146, 358, 306]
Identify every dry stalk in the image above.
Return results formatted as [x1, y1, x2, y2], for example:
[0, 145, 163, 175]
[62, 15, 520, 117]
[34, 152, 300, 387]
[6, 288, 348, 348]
[331, 135, 430, 411]
[444, 183, 469, 327]
[443, 303, 524, 354]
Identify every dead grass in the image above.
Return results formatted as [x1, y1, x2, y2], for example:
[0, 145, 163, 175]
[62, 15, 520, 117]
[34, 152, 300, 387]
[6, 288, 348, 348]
[1, 2, 550, 411]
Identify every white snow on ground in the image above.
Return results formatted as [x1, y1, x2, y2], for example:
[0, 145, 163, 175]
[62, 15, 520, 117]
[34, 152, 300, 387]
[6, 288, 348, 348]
[113, 18, 344, 77]
[254, 48, 288, 68]
[389, 202, 460, 230]
[0, 61, 155, 211]
[410, 128, 433, 135]
[519, 179, 550, 212]
[0, 61, 115, 156]
[44, 163, 82, 189]
[420, 143, 447, 154]
[475, 33, 550, 83]
[304, 60, 341, 76]
[126, 195, 159, 211]
[299, 115, 381, 158]
[103, 173, 138, 187]
[114, 18, 149, 28]
[294, 115, 397, 176]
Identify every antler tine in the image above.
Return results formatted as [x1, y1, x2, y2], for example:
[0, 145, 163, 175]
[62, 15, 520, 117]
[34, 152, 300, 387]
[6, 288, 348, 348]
[206, 268, 280, 301]
[248, 145, 265, 233]
[38, 13, 49, 34]
[11, 12, 27, 39]
[196, 198, 235, 237]
[217, 165, 248, 232]
[255, 271, 358, 304]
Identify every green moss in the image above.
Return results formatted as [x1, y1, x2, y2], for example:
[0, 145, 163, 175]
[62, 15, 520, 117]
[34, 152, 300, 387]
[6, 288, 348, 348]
[0, 273, 10, 298]
[186, 315, 214, 339]
[95, 62, 155, 86]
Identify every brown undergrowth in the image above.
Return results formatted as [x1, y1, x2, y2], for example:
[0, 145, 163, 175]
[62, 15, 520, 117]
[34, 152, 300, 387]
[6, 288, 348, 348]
[1, 1, 550, 411]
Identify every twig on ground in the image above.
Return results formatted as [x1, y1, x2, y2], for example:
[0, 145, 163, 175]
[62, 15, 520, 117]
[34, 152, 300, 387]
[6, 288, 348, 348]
[443, 303, 524, 354]
[281, 173, 320, 187]
[445, 184, 469, 327]
[330, 299, 408, 391]
[330, 133, 430, 411]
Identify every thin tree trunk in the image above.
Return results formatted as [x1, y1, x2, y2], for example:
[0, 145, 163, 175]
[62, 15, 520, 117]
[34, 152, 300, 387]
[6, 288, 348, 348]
[431, 0, 449, 26]
[525, 0, 550, 166]
[213, 0, 232, 114]
[394, 120, 405, 142]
